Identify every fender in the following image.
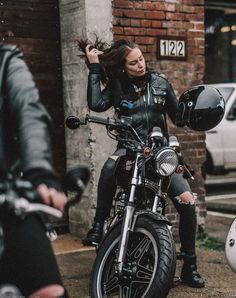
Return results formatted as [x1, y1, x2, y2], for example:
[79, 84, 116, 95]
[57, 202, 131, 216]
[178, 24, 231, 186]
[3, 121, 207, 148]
[96, 210, 171, 252]
[130, 210, 172, 231]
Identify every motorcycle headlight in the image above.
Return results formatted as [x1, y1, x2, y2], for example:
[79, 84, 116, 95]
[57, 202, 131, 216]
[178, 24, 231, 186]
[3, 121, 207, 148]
[154, 148, 179, 177]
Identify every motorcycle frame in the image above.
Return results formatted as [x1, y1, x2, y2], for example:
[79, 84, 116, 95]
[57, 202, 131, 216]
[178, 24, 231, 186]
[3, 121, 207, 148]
[116, 151, 169, 273]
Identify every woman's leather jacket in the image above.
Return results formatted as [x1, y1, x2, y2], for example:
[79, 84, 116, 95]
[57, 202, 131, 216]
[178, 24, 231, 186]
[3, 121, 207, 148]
[87, 64, 179, 142]
[0, 43, 56, 185]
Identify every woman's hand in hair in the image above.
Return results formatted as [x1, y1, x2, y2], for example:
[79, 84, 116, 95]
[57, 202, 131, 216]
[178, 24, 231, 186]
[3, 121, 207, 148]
[85, 44, 103, 64]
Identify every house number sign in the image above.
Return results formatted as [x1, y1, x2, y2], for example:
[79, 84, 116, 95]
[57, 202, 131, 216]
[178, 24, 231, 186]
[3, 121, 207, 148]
[157, 36, 187, 61]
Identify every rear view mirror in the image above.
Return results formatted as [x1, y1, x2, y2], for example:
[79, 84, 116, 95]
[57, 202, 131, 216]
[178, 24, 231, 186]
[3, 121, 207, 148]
[65, 116, 81, 129]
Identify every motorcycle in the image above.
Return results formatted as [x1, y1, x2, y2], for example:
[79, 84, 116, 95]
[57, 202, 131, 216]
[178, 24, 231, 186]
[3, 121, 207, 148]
[65, 84, 225, 298]
[66, 114, 195, 298]
[0, 165, 90, 297]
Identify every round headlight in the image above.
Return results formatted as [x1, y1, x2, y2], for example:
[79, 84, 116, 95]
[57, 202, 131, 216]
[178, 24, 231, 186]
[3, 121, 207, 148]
[155, 148, 179, 176]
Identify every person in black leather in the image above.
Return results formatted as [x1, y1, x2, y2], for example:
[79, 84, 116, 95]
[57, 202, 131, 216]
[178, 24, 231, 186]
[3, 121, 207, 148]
[78, 39, 204, 288]
[0, 43, 68, 297]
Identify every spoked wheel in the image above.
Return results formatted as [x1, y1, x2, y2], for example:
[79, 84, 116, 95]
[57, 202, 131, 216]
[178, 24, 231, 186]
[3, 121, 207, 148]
[90, 217, 176, 298]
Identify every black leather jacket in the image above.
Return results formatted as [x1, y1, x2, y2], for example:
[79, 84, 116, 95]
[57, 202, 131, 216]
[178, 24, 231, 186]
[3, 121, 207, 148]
[0, 43, 58, 187]
[87, 64, 179, 142]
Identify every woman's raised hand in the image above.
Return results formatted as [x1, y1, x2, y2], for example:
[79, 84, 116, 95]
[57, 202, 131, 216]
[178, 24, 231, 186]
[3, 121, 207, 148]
[85, 44, 103, 64]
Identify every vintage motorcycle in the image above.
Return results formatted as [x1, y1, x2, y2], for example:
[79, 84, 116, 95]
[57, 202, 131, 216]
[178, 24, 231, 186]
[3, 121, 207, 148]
[66, 84, 225, 298]
[66, 114, 195, 298]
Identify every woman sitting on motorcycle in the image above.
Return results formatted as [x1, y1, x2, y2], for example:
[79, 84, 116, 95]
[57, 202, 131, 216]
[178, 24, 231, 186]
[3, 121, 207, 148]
[78, 38, 205, 288]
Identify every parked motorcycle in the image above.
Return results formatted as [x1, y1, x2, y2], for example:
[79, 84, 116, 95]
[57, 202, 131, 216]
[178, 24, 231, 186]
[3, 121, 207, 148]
[66, 114, 194, 297]
[66, 84, 225, 298]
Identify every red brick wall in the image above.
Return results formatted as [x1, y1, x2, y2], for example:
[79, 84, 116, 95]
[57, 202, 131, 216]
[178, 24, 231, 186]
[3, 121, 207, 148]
[112, 0, 206, 232]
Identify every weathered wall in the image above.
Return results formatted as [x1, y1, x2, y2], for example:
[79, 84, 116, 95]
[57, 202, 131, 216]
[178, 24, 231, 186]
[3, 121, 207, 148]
[58, 0, 114, 235]
[112, 0, 206, 233]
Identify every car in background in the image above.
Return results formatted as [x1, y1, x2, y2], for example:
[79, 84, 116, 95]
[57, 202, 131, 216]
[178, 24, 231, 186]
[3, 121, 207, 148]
[204, 83, 236, 175]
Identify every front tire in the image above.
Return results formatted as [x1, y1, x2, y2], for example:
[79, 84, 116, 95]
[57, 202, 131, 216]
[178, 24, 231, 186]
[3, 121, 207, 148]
[90, 217, 176, 298]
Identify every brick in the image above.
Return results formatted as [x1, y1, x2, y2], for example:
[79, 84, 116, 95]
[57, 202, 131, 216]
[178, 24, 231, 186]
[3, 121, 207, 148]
[135, 36, 156, 44]
[163, 3, 176, 12]
[177, 4, 196, 13]
[182, 0, 204, 4]
[195, 22, 205, 31]
[140, 19, 152, 27]
[133, 2, 156, 10]
[185, 13, 204, 22]
[145, 11, 166, 20]
[119, 18, 131, 26]
[114, 35, 135, 42]
[146, 28, 167, 36]
[132, 2, 166, 11]
[113, 8, 123, 17]
[147, 44, 156, 52]
[163, 20, 194, 30]
[166, 12, 185, 21]
[151, 20, 162, 28]
[123, 10, 145, 19]
[188, 48, 205, 55]
[124, 27, 145, 35]
[113, 0, 133, 9]
[113, 26, 124, 35]
[130, 19, 141, 27]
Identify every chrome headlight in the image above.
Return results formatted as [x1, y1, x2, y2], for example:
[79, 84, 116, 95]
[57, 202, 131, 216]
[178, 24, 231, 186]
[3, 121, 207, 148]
[154, 148, 179, 176]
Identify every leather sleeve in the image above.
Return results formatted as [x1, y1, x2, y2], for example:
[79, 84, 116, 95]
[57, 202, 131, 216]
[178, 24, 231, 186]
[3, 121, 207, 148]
[5, 50, 56, 177]
[164, 79, 179, 125]
[87, 64, 113, 112]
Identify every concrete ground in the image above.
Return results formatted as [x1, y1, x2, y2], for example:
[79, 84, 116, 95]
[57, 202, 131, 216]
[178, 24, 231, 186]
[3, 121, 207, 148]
[51, 210, 236, 298]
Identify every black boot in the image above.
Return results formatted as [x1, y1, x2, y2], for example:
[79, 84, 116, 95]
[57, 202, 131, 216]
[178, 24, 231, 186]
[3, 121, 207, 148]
[181, 255, 205, 288]
[82, 221, 104, 246]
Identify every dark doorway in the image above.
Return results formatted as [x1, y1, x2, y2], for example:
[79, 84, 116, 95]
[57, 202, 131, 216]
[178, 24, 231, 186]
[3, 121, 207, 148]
[205, 1, 236, 83]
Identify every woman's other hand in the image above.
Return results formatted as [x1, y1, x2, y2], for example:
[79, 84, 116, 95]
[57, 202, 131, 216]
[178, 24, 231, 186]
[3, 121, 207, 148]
[37, 184, 67, 213]
[85, 44, 103, 64]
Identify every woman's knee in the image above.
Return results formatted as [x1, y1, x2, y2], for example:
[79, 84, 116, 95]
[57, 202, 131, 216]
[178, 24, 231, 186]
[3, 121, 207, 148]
[178, 191, 195, 205]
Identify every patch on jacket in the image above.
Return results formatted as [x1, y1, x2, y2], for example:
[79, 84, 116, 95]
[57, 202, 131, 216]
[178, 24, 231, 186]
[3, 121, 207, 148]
[151, 87, 166, 105]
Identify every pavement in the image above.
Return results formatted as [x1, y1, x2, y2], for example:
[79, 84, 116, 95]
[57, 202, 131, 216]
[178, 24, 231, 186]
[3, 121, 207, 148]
[51, 174, 236, 298]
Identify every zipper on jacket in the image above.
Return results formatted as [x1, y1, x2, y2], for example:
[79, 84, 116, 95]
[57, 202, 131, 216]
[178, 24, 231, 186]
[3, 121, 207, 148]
[143, 83, 150, 136]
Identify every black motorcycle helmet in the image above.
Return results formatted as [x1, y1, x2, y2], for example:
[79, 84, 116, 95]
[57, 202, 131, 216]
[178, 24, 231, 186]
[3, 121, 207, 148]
[176, 85, 225, 131]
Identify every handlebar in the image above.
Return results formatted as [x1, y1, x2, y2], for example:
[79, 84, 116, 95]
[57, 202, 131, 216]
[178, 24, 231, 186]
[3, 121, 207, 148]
[66, 114, 129, 130]
[0, 195, 63, 218]
[87, 115, 118, 127]
[66, 115, 145, 146]
[0, 165, 90, 219]
[66, 116, 194, 179]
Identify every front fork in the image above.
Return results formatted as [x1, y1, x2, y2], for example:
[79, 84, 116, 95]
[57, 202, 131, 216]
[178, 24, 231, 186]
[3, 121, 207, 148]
[116, 153, 141, 273]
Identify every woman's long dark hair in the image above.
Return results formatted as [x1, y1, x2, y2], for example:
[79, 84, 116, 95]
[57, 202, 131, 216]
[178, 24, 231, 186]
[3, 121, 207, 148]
[76, 37, 148, 107]
[76, 37, 137, 83]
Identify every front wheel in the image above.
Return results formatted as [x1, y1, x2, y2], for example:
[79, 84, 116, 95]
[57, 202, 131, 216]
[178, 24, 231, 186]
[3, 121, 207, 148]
[90, 217, 176, 298]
